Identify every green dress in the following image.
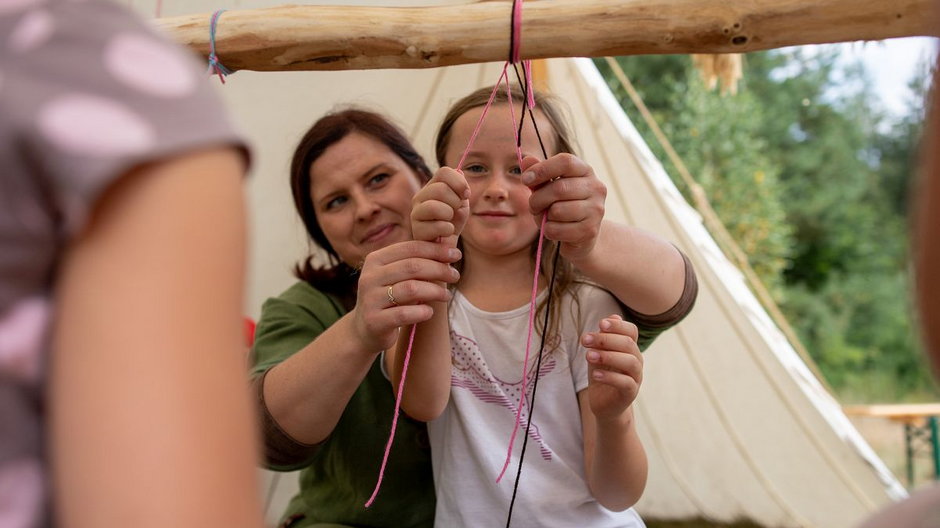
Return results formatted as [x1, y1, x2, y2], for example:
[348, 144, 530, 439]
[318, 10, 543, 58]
[251, 281, 435, 528]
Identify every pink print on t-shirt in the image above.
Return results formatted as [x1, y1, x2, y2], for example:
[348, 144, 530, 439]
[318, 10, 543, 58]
[449, 330, 561, 461]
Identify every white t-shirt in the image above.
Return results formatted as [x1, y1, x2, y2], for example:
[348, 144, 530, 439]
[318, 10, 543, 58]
[428, 282, 646, 528]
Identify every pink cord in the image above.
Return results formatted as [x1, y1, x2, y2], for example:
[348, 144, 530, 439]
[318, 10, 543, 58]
[368, 0, 546, 504]
[493, 78, 544, 483]
[456, 65, 509, 170]
[495, 213, 547, 483]
[511, 0, 523, 63]
[364, 324, 418, 507]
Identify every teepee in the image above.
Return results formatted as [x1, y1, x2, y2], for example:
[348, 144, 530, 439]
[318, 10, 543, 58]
[237, 58, 907, 528]
[143, 1, 920, 526]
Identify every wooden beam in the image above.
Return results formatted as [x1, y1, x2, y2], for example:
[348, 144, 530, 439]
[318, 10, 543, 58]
[156, 0, 938, 72]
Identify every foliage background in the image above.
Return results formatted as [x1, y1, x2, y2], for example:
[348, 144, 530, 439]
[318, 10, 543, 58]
[595, 48, 938, 402]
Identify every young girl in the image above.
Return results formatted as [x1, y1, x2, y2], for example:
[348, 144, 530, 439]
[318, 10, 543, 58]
[387, 86, 651, 527]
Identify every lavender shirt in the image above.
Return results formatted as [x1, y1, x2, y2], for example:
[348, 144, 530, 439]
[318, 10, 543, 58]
[0, 1, 246, 526]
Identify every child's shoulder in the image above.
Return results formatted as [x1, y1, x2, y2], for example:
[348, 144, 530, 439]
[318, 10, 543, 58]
[565, 278, 622, 314]
[568, 277, 616, 301]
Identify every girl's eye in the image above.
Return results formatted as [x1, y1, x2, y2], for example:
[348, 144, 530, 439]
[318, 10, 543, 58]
[463, 164, 487, 176]
[325, 195, 347, 210]
[508, 165, 522, 176]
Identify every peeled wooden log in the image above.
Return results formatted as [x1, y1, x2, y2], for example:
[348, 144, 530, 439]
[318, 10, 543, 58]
[156, 0, 938, 72]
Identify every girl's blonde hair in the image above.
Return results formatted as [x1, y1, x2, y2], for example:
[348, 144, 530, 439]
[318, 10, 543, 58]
[435, 84, 581, 337]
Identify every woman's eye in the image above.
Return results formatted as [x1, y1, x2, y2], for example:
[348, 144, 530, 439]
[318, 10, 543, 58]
[325, 195, 347, 210]
[368, 173, 390, 186]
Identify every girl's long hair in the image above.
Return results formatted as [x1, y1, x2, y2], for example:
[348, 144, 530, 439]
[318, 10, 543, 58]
[435, 85, 582, 336]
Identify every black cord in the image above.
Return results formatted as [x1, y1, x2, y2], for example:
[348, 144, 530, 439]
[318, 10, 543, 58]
[505, 245, 561, 528]
[504, 60, 557, 528]
[512, 63, 549, 157]
[508, 0, 518, 64]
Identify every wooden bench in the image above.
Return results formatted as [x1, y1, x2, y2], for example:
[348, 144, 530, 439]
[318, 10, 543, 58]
[843, 403, 940, 486]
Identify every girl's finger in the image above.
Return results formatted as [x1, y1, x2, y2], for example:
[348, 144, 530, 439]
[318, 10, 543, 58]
[413, 200, 459, 223]
[598, 315, 638, 341]
[589, 368, 640, 395]
[586, 349, 643, 380]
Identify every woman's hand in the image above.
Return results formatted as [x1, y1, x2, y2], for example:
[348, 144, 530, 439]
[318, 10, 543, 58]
[522, 154, 607, 262]
[352, 240, 461, 352]
[582, 315, 643, 423]
[411, 166, 470, 246]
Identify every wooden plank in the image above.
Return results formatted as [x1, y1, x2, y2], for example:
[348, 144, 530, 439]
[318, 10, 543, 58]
[844, 404, 940, 423]
[156, 0, 938, 73]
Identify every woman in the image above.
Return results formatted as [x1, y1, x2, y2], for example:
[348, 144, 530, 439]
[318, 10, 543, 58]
[252, 105, 697, 527]
[251, 109, 451, 528]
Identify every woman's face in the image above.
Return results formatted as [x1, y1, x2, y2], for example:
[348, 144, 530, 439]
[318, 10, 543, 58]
[309, 131, 423, 267]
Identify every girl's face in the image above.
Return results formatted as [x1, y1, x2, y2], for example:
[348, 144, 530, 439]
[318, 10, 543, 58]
[310, 131, 423, 267]
[444, 103, 555, 260]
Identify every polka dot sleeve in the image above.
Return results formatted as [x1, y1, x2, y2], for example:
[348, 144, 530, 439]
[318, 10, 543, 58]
[0, 0, 249, 237]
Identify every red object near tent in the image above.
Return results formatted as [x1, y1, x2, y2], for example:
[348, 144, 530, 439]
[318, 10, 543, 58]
[244, 317, 256, 347]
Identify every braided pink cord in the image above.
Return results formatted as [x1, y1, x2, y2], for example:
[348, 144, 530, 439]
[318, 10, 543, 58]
[366, 66, 512, 507]
[511, 0, 523, 63]
[456, 65, 509, 171]
[364, 325, 417, 507]
[496, 213, 547, 483]
[368, 0, 546, 504]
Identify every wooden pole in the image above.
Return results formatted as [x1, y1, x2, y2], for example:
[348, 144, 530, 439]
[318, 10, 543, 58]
[156, 0, 938, 73]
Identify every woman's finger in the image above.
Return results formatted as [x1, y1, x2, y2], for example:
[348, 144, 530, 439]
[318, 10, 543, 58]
[382, 279, 453, 308]
[368, 240, 461, 266]
[521, 153, 590, 188]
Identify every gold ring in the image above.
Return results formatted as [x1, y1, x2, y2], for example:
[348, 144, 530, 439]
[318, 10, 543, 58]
[387, 285, 398, 307]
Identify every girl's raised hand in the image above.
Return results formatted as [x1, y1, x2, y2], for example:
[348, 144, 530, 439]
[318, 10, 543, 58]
[581, 314, 643, 423]
[411, 167, 470, 246]
[521, 154, 607, 262]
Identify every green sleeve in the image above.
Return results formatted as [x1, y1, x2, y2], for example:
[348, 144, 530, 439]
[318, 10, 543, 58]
[248, 283, 348, 470]
[624, 249, 699, 351]
[250, 282, 346, 378]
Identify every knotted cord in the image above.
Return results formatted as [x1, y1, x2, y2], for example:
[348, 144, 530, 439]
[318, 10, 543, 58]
[206, 9, 232, 83]
[367, 3, 560, 516]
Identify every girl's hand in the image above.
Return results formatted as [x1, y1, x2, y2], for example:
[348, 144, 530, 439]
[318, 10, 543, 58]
[411, 167, 470, 247]
[582, 315, 643, 423]
[353, 240, 461, 351]
[521, 154, 607, 262]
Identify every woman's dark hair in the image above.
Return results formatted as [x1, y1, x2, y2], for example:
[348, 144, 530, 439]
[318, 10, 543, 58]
[290, 108, 432, 307]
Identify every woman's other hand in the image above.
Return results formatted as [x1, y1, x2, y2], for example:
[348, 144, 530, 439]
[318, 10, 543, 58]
[522, 154, 607, 263]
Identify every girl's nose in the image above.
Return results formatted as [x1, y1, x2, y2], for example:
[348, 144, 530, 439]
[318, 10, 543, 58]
[482, 174, 509, 201]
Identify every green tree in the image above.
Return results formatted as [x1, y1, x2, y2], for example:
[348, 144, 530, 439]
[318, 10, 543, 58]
[596, 55, 793, 294]
[596, 47, 936, 401]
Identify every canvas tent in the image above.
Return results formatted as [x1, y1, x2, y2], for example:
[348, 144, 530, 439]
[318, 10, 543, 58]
[140, 1, 914, 526]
